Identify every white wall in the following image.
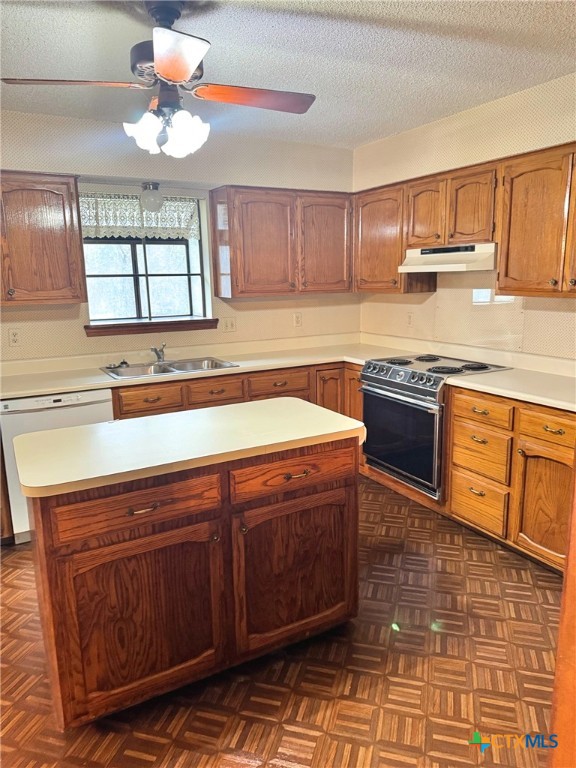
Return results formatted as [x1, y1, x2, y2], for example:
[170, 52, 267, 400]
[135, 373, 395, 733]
[355, 74, 576, 363]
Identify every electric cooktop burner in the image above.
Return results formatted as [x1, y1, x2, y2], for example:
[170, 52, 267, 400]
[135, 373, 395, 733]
[415, 354, 441, 362]
[427, 366, 464, 374]
[386, 358, 412, 365]
[461, 362, 490, 371]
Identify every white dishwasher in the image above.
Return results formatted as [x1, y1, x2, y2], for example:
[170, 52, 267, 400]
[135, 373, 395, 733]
[1, 389, 114, 542]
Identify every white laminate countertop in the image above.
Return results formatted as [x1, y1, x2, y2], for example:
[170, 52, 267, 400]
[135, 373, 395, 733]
[13, 397, 366, 498]
[1, 343, 575, 412]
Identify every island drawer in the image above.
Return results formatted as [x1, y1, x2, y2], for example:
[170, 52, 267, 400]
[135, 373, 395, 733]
[517, 407, 575, 449]
[246, 368, 310, 397]
[452, 419, 512, 484]
[450, 468, 508, 537]
[452, 390, 514, 430]
[187, 375, 245, 405]
[115, 383, 185, 417]
[229, 445, 356, 504]
[51, 474, 221, 544]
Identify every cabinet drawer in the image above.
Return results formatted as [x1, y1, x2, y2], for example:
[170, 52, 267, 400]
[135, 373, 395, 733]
[452, 419, 512, 484]
[518, 407, 575, 449]
[450, 469, 508, 537]
[187, 375, 245, 404]
[116, 383, 185, 416]
[452, 391, 513, 430]
[230, 446, 355, 504]
[51, 474, 221, 544]
[247, 368, 310, 397]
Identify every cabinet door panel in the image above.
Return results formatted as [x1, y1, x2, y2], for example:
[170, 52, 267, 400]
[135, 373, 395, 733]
[405, 179, 446, 247]
[315, 367, 344, 413]
[510, 439, 573, 568]
[498, 148, 572, 294]
[343, 366, 363, 421]
[232, 488, 356, 655]
[564, 154, 576, 292]
[234, 191, 296, 295]
[447, 169, 496, 243]
[1, 174, 86, 304]
[298, 194, 351, 292]
[354, 186, 403, 291]
[64, 523, 225, 715]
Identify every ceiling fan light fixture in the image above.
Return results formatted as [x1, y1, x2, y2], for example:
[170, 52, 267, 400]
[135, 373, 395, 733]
[140, 182, 164, 212]
[161, 109, 210, 158]
[123, 111, 162, 153]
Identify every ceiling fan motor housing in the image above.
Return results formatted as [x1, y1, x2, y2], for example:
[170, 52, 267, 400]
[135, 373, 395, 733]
[144, 1, 185, 28]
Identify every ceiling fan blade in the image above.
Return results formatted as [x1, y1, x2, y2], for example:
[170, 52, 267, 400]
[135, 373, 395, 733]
[1, 78, 153, 89]
[153, 28, 210, 85]
[190, 83, 316, 114]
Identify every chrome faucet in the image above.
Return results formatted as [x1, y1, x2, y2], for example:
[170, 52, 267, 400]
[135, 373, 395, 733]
[150, 342, 166, 362]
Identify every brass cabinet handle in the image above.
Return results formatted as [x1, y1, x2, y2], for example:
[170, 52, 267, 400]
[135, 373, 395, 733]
[390, 279, 398, 286]
[289, 282, 296, 289]
[434, 233, 441, 239]
[449, 232, 454, 239]
[284, 469, 311, 481]
[211, 533, 221, 542]
[303, 281, 308, 288]
[127, 502, 160, 516]
[7, 288, 15, 296]
[569, 278, 576, 286]
[209, 388, 225, 395]
[273, 381, 288, 387]
[543, 425, 565, 436]
[549, 278, 559, 286]
[472, 406, 489, 415]
[468, 487, 486, 497]
[239, 523, 248, 535]
[143, 396, 161, 403]
[517, 448, 526, 456]
[471, 435, 488, 444]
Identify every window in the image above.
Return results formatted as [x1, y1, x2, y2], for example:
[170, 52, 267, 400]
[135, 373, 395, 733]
[84, 237, 206, 321]
[79, 191, 217, 335]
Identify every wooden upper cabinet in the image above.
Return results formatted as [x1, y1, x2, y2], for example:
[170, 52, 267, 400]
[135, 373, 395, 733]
[447, 168, 496, 244]
[354, 186, 435, 294]
[232, 189, 296, 296]
[405, 178, 447, 248]
[497, 146, 573, 295]
[210, 186, 351, 297]
[564, 154, 576, 293]
[297, 193, 351, 292]
[1, 171, 86, 305]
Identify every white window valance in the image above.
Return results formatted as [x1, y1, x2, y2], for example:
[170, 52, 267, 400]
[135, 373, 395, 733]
[79, 193, 200, 240]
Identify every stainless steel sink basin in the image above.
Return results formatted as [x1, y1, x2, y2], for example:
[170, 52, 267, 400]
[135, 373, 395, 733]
[101, 358, 238, 379]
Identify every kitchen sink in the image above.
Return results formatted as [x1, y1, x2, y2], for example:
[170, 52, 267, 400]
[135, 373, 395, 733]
[101, 358, 238, 379]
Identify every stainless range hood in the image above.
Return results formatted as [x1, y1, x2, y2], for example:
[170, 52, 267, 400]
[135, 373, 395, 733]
[398, 243, 497, 273]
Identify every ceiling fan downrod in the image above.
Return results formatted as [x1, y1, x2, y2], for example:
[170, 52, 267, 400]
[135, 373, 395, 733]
[144, 1, 185, 29]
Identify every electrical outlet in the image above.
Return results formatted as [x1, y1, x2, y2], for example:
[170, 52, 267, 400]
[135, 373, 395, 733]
[293, 312, 303, 328]
[8, 328, 20, 347]
[222, 317, 237, 333]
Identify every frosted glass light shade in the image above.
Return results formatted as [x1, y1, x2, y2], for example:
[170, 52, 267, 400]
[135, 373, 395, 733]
[123, 112, 162, 154]
[140, 182, 164, 212]
[162, 110, 210, 158]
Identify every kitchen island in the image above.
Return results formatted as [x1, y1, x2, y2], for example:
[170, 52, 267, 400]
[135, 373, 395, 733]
[14, 398, 365, 729]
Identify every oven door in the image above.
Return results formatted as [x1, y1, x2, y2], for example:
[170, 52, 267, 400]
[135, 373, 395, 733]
[361, 384, 443, 498]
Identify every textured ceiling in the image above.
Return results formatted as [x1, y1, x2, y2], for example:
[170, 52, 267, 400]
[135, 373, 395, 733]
[1, 0, 575, 149]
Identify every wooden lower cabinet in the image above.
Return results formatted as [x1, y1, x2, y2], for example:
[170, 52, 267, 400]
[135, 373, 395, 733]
[30, 439, 359, 728]
[232, 487, 357, 656]
[447, 387, 575, 570]
[314, 366, 344, 412]
[509, 437, 574, 569]
[343, 364, 363, 421]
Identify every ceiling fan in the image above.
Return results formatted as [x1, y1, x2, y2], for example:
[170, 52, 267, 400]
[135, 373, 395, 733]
[2, 0, 316, 156]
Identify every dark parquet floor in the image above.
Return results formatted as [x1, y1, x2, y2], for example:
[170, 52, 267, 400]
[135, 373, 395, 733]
[1, 480, 563, 768]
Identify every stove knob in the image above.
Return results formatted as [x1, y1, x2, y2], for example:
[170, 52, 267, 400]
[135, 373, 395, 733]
[410, 372, 418, 382]
[379, 365, 387, 374]
[426, 375, 435, 385]
[396, 371, 404, 380]
[366, 363, 374, 372]
[419, 374, 427, 383]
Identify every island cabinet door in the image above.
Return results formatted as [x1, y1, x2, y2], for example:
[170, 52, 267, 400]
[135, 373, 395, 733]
[57, 522, 227, 726]
[231, 487, 358, 657]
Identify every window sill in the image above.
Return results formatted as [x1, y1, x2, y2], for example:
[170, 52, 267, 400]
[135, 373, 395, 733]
[84, 317, 219, 337]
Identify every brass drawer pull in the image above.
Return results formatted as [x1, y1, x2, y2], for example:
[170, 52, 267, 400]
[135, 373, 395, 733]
[273, 381, 288, 387]
[239, 523, 248, 535]
[543, 425, 565, 436]
[127, 502, 160, 516]
[468, 487, 486, 497]
[211, 533, 221, 542]
[209, 388, 225, 395]
[7, 288, 16, 296]
[143, 396, 161, 403]
[548, 278, 558, 286]
[471, 435, 488, 444]
[472, 406, 489, 415]
[284, 469, 311, 481]
[517, 448, 526, 456]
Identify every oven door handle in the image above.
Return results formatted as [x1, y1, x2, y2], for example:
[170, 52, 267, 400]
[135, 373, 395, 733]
[360, 384, 442, 414]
